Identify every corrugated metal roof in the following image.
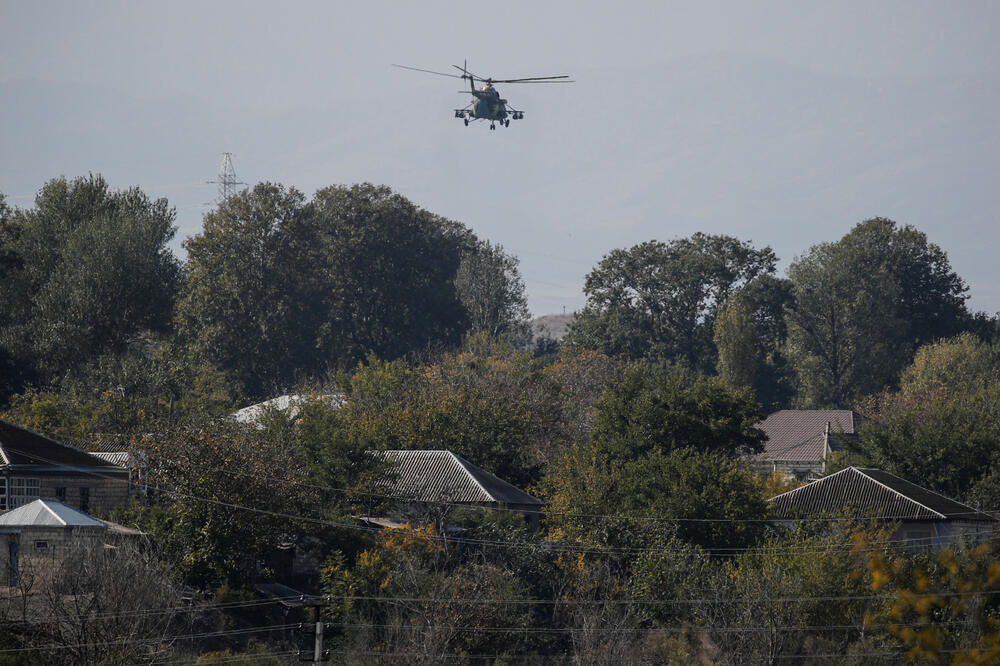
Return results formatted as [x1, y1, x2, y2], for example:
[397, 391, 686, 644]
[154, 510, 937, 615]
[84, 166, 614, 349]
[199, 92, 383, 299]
[375, 450, 543, 506]
[0, 419, 119, 468]
[756, 410, 864, 462]
[92, 452, 132, 467]
[770, 467, 996, 522]
[0, 499, 105, 527]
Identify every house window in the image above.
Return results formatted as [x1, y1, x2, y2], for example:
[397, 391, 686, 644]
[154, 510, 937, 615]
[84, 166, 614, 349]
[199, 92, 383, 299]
[0, 478, 6, 511]
[55, 487, 66, 502]
[33, 541, 49, 551]
[79, 487, 90, 513]
[10, 478, 40, 508]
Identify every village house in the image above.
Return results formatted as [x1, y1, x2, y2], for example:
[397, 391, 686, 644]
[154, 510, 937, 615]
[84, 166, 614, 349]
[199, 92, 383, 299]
[280, 449, 543, 578]
[769, 466, 997, 551]
[0, 419, 131, 515]
[754, 409, 866, 479]
[1, 498, 142, 587]
[369, 450, 544, 527]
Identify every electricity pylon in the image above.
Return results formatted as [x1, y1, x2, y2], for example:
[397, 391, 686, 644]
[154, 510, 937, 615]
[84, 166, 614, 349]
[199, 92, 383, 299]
[206, 152, 246, 204]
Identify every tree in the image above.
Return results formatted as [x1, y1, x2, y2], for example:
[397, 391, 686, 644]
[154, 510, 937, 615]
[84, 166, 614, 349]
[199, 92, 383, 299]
[715, 276, 794, 410]
[785, 240, 900, 407]
[543, 364, 768, 552]
[173, 182, 315, 398]
[329, 346, 566, 489]
[714, 293, 757, 391]
[898, 332, 1000, 401]
[589, 364, 765, 462]
[2, 344, 234, 449]
[135, 408, 382, 586]
[175, 182, 474, 398]
[565, 233, 777, 371]
[1, 536, 184, 665]
[0, 176, 181, 390]
[848, 335, 1000, 502]
[309, 183, 471, 367]
[454, 240, 532, 347]
[786, 218, 971, 407]
[698, 519, 896, 664]
[866, 543, 1000, 663]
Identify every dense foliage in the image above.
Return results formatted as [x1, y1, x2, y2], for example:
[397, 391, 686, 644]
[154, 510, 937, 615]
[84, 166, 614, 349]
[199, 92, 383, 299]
[2, 175, 999, 662]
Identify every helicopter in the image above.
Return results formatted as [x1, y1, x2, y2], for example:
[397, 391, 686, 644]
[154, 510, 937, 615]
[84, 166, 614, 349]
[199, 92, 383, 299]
[392, 62, 573, 130]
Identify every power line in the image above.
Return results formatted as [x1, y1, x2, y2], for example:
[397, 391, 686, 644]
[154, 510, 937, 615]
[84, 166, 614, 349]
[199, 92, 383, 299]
[3, 442, 998, 557]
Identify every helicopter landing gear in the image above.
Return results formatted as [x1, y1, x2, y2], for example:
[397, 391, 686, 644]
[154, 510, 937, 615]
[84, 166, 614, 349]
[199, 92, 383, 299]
[504, 119, 510, 127]
[490, 122, 496, 130]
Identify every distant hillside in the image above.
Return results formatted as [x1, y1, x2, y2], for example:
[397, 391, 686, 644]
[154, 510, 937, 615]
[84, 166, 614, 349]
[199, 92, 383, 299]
[531, 313, 575, 341]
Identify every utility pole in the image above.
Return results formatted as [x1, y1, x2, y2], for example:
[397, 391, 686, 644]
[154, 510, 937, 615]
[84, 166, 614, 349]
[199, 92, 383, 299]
[298, 602, 327, 663]
[313, 615, 324, 666]
[206, 152, 246, 205]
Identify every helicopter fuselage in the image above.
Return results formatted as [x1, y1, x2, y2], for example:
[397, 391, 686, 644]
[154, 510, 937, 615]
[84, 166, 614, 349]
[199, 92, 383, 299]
[455, 81, 524, 128]
[470, 86, 507, 120]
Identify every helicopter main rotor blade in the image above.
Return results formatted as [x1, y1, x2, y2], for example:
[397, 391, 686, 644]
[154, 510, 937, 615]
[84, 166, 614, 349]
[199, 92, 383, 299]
[392, 63, 464, 79]
[489, 75, 573, 83]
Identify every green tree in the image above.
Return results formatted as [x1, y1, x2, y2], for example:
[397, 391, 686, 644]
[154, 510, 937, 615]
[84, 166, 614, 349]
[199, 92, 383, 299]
[454, 240, 531, 347]
[173, 183, 315, 398]
[543, 365, 768, 552]
[175, 182, 474, 398]
[714, 292, 757, 391]
[848, 335, 1000, 502]
[309, 183, 471, 366]
[136, 404, 382, 586]
[898, 332, 1000, 400]
[2, 344, 234, 449]
[590, 364, 765, 461]
[0, 176, 180, 389]
[786, 218, 970, 407]
[565, 233, 777, 371]
[330, 347, 566, 488]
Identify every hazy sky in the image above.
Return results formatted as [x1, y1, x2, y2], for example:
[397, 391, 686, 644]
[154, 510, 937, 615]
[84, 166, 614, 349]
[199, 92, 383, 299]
[3, 1, 999, 315]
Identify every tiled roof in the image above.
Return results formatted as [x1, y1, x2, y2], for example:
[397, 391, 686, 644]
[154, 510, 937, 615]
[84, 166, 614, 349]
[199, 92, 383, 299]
[756, 410, 864, 462]
[375, 450, 543, 507]
[0, 499, 105, 527]
[770, 467, 996, 522]
[0, 420, 119, 468]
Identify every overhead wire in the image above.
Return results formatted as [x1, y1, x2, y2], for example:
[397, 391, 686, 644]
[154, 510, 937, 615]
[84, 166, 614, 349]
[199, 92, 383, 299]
[2, 442, 998, 558]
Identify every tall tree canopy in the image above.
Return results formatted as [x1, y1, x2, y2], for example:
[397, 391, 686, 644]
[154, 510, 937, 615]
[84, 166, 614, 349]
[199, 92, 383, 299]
[175, 182, 473, 398]
[454, 240, 531, 347]
[786, 218, 970, 407]
[0, 176, 180, 393]
[565, 233, 777, 371]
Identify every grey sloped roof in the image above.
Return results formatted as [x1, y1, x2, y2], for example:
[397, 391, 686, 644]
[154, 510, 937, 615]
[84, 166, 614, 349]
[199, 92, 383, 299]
[0, 499, 105, 528]
[92, 452, 132, 467]
[770, 467, 996, 522]
[0, 419, 120, 468]
[756, 410, 864, 462]
[232, 393, 344, 426]
[376, 450, 543, 506]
